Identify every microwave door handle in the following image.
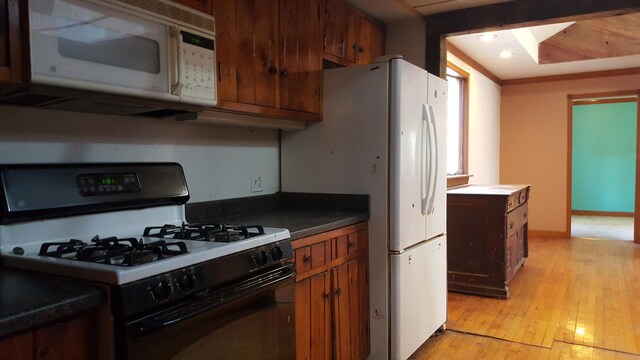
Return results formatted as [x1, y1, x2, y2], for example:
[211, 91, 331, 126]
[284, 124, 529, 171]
[170, 26, 183, 95]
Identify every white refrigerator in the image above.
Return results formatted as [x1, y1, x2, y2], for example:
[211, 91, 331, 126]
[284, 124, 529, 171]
[281, 57, 447, 360]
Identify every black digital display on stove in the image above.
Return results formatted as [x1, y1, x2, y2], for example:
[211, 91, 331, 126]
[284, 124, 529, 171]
[77, 173, 141, 196]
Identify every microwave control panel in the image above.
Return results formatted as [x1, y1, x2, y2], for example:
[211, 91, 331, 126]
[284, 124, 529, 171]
[180, 31, 216, 105]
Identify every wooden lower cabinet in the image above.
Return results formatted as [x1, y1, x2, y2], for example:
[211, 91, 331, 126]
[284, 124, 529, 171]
[294, 222, 369, 360]
[0, 311, 96, 360]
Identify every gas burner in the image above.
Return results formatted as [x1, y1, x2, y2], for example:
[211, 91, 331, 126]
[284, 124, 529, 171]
[38, 235, 188, 266]
[144, 223, 265, 243]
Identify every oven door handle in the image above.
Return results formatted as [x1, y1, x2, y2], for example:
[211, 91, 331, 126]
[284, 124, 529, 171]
[129, 264, 296, 336]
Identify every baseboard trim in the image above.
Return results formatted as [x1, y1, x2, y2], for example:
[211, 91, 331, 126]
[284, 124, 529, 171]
[529, 230, 567, 239]
[572, 210, 634, 217]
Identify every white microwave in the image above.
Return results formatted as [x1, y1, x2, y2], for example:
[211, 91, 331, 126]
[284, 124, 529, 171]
[3, 0, 217, 117]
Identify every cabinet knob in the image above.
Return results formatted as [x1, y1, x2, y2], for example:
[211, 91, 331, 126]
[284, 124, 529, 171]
[347, 241, 355, 249]
[303, 255, 312, 264]
[524, 213, 527, 219]
[510, 222, 514, 229]
[324, 292, 332, 300]
[352, 44, 358, 51]
[268, 66, 278, 75]
[336, 288, 342, 296]
[280, 69, 289, 77]
[358, 46, 365, 53]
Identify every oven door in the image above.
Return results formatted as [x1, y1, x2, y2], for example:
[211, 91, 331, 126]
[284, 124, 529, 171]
[28, 0, 176, 101]
[124, 264, 296, 360]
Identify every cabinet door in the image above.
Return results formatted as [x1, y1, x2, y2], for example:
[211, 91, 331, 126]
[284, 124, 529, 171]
[0, 0, 24, 83]
[213, 0, 278, 108]
[332, 257, 369, 360]
[0, 331, 32, 360]
[171, 0, 212, 13]
[279, 0, 323, 114]
[323, 0, 358, 63]
[34, 314, 96, 360]
[295, 272, 332, 360]
[355, 17, 384, 65]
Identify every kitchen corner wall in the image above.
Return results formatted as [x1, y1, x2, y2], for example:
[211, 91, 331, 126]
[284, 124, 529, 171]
[501, 73, 640, 234]
[385, 17, 426, 69]
[447, 53, 501, 185]
[0, 106, 280, 202]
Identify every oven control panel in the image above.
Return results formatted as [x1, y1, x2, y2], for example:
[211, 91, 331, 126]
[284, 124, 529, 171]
[77, 173, 141, 196]
[118, 240, 294, 316]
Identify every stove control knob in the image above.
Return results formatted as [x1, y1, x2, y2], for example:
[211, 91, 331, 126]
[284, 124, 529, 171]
[255, 250, 269, 266]
[178, 273, 196, 292]
[270, 246, 284, 261]
[153, 280, 172, 302]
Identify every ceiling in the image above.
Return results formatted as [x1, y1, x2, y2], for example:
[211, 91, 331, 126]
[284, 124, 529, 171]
[345, 0, 640, 81]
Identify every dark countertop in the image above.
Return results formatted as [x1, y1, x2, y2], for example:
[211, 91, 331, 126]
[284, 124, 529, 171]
[0, 268, 106, 338]
[186, 192, 370, 240]
[202, 209, 368, 240]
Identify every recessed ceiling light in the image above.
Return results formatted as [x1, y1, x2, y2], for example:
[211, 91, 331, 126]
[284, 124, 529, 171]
[478, 34, 497, 42]
[499, 50, 513, 59]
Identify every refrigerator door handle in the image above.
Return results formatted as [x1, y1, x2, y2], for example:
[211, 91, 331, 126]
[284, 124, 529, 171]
[427, 104, 439, 215]
[421, 104, 429, 215]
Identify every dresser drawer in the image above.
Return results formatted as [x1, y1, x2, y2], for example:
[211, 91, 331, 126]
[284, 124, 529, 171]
[506, 187, 530, 213]
[506, 202, 528, 238]
[294, 241, 328, 276]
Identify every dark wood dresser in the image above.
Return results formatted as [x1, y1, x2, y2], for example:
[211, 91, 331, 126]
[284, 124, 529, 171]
[447, 184, 531, 298]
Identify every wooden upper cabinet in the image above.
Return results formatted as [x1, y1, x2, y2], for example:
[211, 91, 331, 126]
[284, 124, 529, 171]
[0, 0, 25, 84]
[171, 0, 212, 14]
[211, 0, 322, 121]
[279, 0, 323, 114]
[323, 0, 385, 66]
[213, 0, 278, 108]
[356, 17, 384, 65]
[324, 0, 358, 63]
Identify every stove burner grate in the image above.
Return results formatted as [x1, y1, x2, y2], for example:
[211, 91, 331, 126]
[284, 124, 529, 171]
[38, 235, 188, 266]
[144, 223, 265, 242]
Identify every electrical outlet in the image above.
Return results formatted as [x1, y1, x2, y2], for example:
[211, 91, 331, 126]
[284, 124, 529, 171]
[251, 172, 264, 193]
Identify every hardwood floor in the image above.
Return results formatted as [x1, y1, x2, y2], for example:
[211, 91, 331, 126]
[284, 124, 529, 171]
[411, 237, 640, 359]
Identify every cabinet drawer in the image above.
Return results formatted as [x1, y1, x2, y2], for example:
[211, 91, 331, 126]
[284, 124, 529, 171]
[506, 202, 528, 238]
[334, 229, 364, 260]
[295, 241, 328, 275]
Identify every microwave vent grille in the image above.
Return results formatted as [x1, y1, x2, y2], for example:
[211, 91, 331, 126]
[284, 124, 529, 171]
[115, 0, 215, 34]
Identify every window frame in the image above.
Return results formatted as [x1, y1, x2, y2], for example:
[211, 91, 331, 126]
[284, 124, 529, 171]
[446, 61, 470, 182]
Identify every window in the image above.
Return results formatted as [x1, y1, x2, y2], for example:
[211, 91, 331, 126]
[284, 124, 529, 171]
[446, 63, 469, 176]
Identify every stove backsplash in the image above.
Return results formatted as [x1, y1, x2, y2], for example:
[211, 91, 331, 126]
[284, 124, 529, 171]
[0, 106, 279, 202]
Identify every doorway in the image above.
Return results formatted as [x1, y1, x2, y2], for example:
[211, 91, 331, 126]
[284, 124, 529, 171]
[567, 93, 639, 241]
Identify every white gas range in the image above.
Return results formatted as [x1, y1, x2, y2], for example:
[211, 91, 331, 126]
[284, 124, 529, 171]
[0, 163, 296, 360]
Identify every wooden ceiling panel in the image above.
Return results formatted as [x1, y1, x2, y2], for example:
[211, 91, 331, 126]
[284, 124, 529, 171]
[539, 13, 640, 64]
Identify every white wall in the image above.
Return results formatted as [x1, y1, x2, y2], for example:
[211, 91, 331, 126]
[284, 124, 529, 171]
[0, 106, 280, 202]
[448, 53, 501, 184]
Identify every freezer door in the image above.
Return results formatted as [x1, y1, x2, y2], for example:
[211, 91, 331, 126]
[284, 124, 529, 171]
[425, 74, 448, 240]
[389, 59, 430, 252]
[389, 235, 447, 360]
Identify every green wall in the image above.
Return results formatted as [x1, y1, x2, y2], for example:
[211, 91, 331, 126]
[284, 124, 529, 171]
[572, 101, 637, 212]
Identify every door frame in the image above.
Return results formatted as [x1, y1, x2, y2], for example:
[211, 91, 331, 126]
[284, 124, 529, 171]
[566, 90, 640, 243]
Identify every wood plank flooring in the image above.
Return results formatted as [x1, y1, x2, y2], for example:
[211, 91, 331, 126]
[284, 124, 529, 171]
[411, 237, 640, 359]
